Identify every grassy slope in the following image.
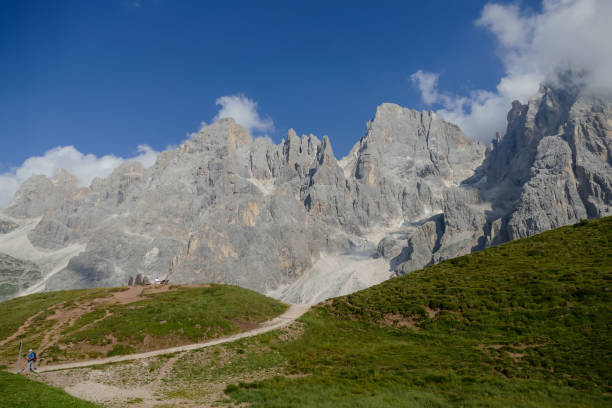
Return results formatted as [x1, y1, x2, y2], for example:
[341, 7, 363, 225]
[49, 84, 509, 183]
[0, 284, 287, 364]
[0, 287, 121, 362]
[224, 217, 611, 407]
[0, 371, 97, 408]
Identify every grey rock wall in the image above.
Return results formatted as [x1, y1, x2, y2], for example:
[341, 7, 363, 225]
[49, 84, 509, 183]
[0, 252, 42, 301]
[483, 82, 612, 241]
[1, 79, 610, 303]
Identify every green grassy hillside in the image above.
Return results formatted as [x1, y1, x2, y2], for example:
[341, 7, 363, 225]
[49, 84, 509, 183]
[222, 217, 611, 407]
[0, 371, 97, 407]
[0, 284, 287, 367]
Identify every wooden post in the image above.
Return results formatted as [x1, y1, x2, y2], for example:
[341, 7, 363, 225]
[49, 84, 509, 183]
[16, 340, 22, 374]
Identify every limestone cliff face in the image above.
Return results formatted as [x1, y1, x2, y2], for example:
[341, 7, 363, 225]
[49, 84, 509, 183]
[1, 81, 610, 303]
[392, 82, 611, 277]
[483, 83, 612, 240]
[11, 119, 326, 294]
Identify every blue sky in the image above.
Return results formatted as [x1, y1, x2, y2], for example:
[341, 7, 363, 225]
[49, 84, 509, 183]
[0, 1, 523, 166]
[2, 0, 610, 208]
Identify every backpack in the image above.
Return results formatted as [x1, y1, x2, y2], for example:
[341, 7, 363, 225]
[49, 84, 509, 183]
[32, 352, 37, 362]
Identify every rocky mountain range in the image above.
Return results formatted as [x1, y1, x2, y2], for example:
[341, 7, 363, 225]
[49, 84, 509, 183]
[1, 80, 610, 303]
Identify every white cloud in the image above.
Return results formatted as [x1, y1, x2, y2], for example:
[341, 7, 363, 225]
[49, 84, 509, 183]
[133, 144, 159, 168]
[411, 0, 612, 143]
[476, 3, 534, 48]
[213, 94, 274, 135]
[410, 70, 440, 105]
[0, 145, 159, 209]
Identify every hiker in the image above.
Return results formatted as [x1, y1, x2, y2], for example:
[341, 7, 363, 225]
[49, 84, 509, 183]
[24, 349, 37, 372]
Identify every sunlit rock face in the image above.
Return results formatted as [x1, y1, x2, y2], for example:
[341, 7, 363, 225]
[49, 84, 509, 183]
[483, 81, 612, 240]
[1, 80, 610, 304]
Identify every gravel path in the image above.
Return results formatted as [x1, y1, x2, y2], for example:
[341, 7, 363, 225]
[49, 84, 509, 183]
[38, 303, 310, 373]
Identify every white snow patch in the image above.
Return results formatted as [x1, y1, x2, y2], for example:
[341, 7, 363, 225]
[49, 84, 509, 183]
[143, 247, 159, 266]
[338, 149, 358, 179]
[247, 177, 277, 196]
[267, 251, 392, 305]
[361, 218, 405, 245]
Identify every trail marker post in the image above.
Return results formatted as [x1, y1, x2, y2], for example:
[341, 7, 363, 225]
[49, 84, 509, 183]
[16, 340, 22, 374]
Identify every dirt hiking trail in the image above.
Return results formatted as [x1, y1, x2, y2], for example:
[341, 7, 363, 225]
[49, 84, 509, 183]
[37, 303, 310, 373]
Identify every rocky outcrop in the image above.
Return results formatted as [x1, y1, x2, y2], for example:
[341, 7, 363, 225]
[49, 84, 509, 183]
[4, 169, 87, 220]
[394, 218, 443, 273]
[483, 81, 612, 240]
[506, 136, 587, 237]
[38, 119, 324, 293]
[0, 219, 17, 234]
[1, 79, 610, 303]
[0, 252, 42, 301]
[341, 104, 485, 223]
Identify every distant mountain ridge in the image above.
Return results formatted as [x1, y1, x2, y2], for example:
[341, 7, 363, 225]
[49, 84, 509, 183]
[1, 80, 610, 303]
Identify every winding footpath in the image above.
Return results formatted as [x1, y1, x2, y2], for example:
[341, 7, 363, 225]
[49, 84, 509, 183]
[37, 303, 311, 373]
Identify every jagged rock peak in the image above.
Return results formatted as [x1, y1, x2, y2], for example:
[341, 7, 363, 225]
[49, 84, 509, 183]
[282, 129, 321, 164]
[287, 128, 299, 142]
[188, 117, 252, 152]
[51, 168, 79, 186]
[484, 79, 612, 239]
[345, 102, 485, 187]
[373, 102, 437, 121]
[316, 135, 336, 166]
[3, 168, 89, 219]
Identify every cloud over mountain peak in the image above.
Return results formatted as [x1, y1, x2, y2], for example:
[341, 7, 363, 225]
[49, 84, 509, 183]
[412, 0, 612, 142]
